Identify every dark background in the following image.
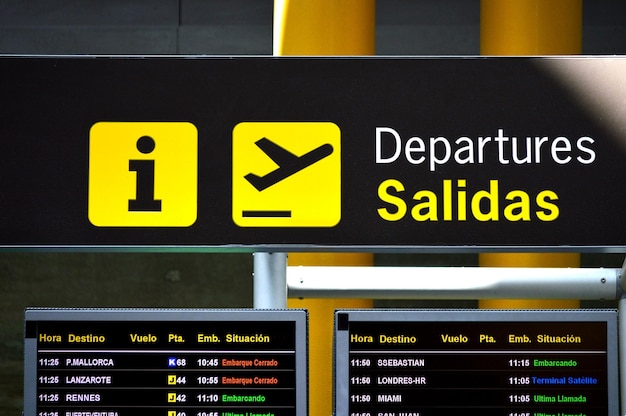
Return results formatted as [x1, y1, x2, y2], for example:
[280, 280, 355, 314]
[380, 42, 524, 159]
[1, 56, 626, 248]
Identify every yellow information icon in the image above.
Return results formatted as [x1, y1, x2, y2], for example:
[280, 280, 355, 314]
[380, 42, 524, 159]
[232, 122, 341, 227]
[89, 122, 197, 227]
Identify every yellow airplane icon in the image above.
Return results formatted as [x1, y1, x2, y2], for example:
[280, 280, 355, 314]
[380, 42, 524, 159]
[232, 121, 341, 227]
[245, 138, 334, 191]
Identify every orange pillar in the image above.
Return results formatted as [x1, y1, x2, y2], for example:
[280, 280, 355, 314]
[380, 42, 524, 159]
[273, 2, 376, 416]
[274, 0, 375, 56]
[479, 0, 582, 309]
[481, 0, 582, 55]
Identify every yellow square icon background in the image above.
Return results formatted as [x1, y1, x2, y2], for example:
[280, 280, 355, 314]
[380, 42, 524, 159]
[168, 375, 177, 385]
[167, 393, 177, 403]
[232, 122, 341, 227]
[89, 122, 197, 227]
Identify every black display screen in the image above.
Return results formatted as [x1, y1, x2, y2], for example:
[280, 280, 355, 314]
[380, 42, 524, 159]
[24, 309, 307, 416]
[334, 310, 618, 416]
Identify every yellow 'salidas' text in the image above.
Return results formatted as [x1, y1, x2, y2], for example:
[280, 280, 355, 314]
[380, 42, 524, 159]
[377, 178, 559, 222]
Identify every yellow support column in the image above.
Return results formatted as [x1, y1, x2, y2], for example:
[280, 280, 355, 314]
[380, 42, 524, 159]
[274, 2, 375, 416]
[480, 0, 582, 55]
[274, 0, 375, 56]
[480, 0, 582, 309]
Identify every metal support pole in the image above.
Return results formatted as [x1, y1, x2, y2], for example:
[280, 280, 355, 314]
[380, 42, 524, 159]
[253, 252, 287, 309]
[617, 296, 626, 416]
[618, 259, 626, 416]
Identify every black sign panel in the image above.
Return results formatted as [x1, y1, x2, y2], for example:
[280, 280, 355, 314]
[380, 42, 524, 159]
[1, 56, 625, 251]
[24, 309, 308, 416]
[334, 310, 618, 416]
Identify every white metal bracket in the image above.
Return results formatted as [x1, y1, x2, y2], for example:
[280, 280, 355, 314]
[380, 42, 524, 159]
[254, 254, 626, 415]
[287, 265, 622, 300]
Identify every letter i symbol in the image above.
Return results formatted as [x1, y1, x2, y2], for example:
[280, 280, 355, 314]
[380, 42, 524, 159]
[129, 135, 162, 212]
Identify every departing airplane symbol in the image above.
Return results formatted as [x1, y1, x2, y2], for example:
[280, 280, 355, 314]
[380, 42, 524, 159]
[245, 137, 334, 191]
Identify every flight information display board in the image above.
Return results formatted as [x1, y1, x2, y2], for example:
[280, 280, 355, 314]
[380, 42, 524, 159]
[24, 309, 307, 416]
[334, 310, 618, 416]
